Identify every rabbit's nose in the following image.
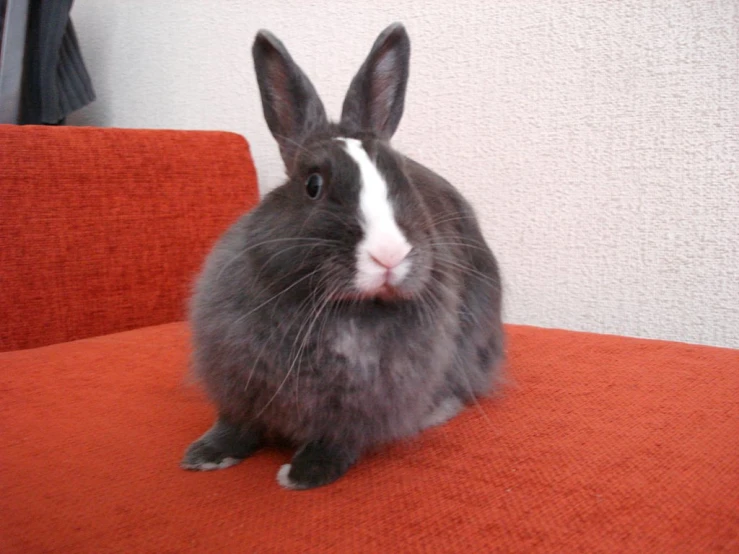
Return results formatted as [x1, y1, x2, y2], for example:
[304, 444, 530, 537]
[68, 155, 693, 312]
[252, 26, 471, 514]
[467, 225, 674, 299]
[369, 244, 412, 270]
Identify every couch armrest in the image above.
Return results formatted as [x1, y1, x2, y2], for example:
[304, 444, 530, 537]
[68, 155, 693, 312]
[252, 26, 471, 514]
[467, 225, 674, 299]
[0, 125, 259, 351]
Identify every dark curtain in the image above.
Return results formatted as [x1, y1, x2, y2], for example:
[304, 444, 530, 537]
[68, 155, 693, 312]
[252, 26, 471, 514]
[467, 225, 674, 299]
[0, 2, 6, 48]
[20, 0, 95, 124]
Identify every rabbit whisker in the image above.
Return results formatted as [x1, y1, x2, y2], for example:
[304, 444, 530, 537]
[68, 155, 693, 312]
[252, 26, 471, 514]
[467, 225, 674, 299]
[215, 237, 341, 282]
[432, 255, 502, 293]
[244, 275, 325, 394]
[229, 266, 324, 331]
[253, 278, 338, 419]
[429, 240, 493, 255]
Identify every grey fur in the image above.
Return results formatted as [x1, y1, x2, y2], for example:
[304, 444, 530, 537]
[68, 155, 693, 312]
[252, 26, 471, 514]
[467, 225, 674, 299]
[182, 23, 504, 490]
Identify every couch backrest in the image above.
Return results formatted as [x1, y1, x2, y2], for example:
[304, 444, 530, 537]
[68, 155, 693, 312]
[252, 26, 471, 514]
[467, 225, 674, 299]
[0, 125, 259, 351]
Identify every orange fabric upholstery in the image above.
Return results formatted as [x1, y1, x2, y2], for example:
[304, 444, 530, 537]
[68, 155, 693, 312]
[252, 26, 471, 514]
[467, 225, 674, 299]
[1, 126, 736, 552]
[1, 323, 737, 552]
[0, 125, 258, 351]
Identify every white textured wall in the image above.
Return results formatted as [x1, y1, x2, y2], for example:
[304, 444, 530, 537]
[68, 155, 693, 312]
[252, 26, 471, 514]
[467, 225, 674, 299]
[68, 1, 739, 348]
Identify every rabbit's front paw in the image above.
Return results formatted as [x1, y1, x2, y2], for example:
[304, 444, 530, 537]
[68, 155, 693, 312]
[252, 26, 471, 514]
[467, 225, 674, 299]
[181, 439, 243, 471]
[181, 418, 262, 471]
[276, 440, 358, 490]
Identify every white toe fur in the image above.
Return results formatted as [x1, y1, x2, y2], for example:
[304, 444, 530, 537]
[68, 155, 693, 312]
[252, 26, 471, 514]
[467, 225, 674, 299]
[276, 464, 300, 490]
[182, 456, 241, 471]
[422, 397, 463, 429]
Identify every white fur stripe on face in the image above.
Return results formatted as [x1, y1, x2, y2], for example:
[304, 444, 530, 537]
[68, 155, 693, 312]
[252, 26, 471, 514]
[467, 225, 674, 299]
[339, 138, 412, 292]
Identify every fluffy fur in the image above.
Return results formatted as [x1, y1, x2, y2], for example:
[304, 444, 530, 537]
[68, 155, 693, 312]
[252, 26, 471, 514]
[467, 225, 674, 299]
[182, 22, 504, 490]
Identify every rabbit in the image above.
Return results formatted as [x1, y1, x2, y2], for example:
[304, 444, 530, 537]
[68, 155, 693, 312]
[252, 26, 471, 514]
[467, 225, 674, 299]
[181, 22, 504, 490]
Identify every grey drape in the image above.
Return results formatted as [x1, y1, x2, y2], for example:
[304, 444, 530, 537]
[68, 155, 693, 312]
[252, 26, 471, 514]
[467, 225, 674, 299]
[20, 0, 95, 124]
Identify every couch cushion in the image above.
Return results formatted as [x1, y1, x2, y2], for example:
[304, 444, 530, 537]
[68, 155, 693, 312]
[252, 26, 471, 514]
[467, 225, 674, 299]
[0, 125, 259, 352]
[1, 324, 737, 552]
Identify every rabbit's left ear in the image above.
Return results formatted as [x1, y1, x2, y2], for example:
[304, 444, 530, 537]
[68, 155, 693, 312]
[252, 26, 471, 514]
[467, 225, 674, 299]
[340, 23, 410, 141]
[253, 30, 328, 169]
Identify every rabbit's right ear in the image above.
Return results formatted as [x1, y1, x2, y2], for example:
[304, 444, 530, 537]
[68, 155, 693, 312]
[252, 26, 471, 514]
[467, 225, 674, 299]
[253, 31, 328, 170]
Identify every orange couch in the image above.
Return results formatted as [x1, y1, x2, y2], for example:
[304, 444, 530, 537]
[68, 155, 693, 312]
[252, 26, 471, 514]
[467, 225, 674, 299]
[1, 125, 737, 553]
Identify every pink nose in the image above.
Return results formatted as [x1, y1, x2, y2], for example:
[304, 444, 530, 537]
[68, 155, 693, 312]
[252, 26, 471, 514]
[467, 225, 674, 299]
[369, 245, 412, 270]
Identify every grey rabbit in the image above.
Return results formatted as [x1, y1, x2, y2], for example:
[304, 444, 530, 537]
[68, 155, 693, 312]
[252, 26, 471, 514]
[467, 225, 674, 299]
[181, 22, 504, 490]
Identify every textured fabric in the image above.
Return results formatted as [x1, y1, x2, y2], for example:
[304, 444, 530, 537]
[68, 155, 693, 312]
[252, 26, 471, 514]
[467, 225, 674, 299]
[0, 125, 259, 351]
[21, 0, 96, 124]
[1, 323, 736, 553]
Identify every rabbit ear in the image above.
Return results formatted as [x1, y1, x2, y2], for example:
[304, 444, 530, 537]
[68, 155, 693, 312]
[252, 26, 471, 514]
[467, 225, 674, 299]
[253, 30, 328, 169]
[340, 23, 410, 141]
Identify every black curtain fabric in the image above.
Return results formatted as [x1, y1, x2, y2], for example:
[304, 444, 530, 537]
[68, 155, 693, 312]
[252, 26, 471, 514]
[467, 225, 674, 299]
[21, 0, 95, 124]
[0, 2, 6, 50]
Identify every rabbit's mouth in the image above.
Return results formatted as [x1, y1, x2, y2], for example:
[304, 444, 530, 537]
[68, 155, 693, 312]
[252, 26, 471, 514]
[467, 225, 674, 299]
[374, 283, 405, 302]
[330, 283, 414, 304]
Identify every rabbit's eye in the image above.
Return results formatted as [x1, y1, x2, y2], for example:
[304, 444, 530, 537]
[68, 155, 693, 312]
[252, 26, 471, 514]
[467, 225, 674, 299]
[305, 173, 323, 199]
